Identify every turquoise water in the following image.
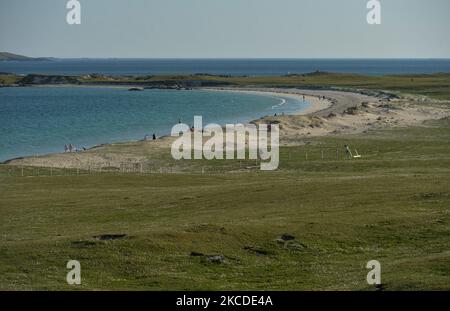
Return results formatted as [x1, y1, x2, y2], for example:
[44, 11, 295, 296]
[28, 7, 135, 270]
[0, 87, 306, 161]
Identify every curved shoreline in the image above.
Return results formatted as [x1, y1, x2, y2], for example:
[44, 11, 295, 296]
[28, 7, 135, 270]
[28, 84, 329, 115]
[4, 86, 449, 167]
[203, 87, 333, 116]
[0, 87, 319, 163]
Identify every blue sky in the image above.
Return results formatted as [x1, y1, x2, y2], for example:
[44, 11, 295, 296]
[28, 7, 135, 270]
[1, 0, 449, 58]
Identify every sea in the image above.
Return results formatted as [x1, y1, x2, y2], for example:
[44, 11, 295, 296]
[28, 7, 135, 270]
[1, 58, 450, 76]
[0, 87, 304, 161]
[1, 59, 449, 161]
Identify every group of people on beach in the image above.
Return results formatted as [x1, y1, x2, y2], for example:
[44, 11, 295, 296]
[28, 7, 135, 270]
[64, 144, 74, 152]
[64, 144, 86, 153]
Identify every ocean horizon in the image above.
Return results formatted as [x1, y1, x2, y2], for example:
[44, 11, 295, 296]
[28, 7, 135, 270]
[2, 58, 450, 76]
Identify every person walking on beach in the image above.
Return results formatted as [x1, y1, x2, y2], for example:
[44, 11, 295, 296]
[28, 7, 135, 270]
[64, 144, 68, 152]
[344, 145, 353, 158]
[153, 133, 156, 140]
[68, 144, 73, 152]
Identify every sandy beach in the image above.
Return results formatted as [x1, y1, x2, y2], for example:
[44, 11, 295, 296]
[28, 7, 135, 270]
[204, 87, 333, 115]
[208, 87, 449, 139]
[5, 87, 450, 169]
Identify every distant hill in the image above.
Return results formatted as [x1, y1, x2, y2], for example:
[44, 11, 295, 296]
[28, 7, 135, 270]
[0, 52, 53, 61]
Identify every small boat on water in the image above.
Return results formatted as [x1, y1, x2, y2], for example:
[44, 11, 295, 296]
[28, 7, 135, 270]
[128, 87, 144, 91]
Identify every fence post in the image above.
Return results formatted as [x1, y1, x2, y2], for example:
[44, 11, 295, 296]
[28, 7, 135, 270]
[21, 166, 24, 177]
[305, 151, 308, 161]
[321, 149, 324, 160]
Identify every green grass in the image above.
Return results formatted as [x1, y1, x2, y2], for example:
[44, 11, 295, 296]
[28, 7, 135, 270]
[101, 73, 450, 100]
[1, 120, 449, 290]
[88, 72, 450, 100]
[0, 75, 21, 85]
[7, 72, 450, 100]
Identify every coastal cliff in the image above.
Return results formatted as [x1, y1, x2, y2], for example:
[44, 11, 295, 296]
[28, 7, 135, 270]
[0, 52, 53, 61]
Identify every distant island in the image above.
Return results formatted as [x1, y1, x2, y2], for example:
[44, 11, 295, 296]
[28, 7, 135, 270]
[0, 52, 54, 61]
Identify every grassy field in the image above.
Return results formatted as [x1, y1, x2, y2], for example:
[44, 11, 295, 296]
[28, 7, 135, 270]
[1, 119, 449, 290]
[181, 72, 450, 100]
[82, 72, 450, 100]
[80, 72, 450, 100]
[5, 72, 450, 100]
[0, 74, 21, 85]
